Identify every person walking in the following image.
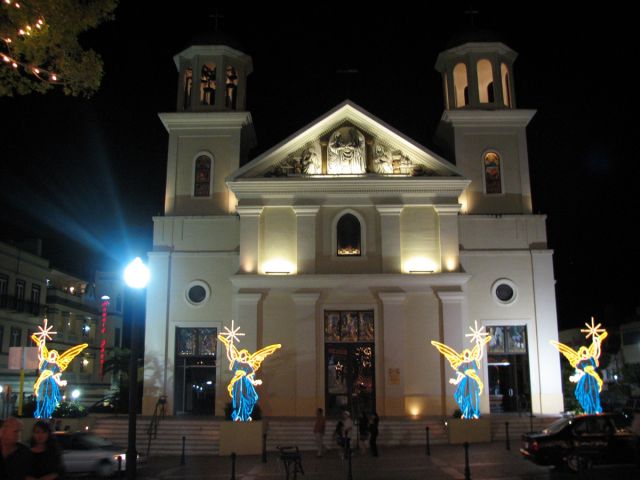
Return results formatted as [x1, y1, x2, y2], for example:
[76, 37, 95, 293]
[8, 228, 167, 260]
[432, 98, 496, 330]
[0, 417, 32, 480]
[341, 411, 354, 460]
[358, 412, 369, 454]
[26, 420, 64, 480]
[369, 412, 379, 457]
[313, 408, 326, 457]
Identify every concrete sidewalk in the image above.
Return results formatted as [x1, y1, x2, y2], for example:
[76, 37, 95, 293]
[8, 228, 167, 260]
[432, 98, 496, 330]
[134, 442, 639, 479]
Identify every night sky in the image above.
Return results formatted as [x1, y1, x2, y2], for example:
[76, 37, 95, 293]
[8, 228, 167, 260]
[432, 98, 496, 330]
[1, 3, 637, 330]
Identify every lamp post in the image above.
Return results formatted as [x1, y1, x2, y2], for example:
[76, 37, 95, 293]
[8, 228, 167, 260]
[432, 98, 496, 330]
[123, 257, 150, 480]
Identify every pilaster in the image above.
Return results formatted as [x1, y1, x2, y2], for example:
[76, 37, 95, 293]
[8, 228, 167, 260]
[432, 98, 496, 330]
[237, 206, 263, 273]
[293, 207, 320, 274]
[379, 292, 407, 416]
[434, 204, 461, 272]
[376, 206, 403, 273]
[292, 292, 321, 416]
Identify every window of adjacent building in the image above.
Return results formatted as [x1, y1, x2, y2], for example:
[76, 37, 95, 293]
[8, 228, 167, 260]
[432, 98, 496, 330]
[10, 326, 21, 347]
[336, 213, 362, 256]
[194, 155, 212, 197]
[30, 284, 41, 315]
[15, 279, 25, 312]
[116, 294, 122, 312]
[453, 63, 469, 108]
[114, 327, 121, 348]
[200, 63, 217, 106]
[0, 325, 4, 352]
[183, 67, 193, 109]
[477, 59, 494, 103]
[501, 63, 511, 107]
[225, 65, 238, 109]
[0, 274, 7, 308]
[483, 151, 502, 194]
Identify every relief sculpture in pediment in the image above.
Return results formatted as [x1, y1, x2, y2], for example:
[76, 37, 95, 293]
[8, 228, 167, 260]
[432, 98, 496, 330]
[327, 127, 366, 174]
[266, 142, 322, 176]
[372, 142, 414, 175]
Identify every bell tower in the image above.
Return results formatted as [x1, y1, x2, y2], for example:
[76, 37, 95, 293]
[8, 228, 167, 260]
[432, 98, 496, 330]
[434, 39, 535, 215]
[160, 36, 256, 216]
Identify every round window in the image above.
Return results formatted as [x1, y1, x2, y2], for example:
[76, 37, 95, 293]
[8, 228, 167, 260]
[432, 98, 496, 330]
[185, 281, 210, 306]
[492, 279, 517, 305]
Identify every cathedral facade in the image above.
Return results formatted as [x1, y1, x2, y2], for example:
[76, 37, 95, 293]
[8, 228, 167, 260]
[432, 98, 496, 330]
[141, 38, 564, 418]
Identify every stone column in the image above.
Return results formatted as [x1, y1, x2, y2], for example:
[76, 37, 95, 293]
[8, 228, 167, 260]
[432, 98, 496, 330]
[293, 207, 319, 274]
[434, 204, 461, 272]
[379, 292, 407, 416]
[435, 291, 467, 416]
[292, 292, 320, 416]
[142, 251, 171, 415]
[376, 205, 403, 273]
[237, 206, 263, 273]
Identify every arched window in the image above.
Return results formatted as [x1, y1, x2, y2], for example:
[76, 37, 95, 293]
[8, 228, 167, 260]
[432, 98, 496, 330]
[443, 72, 450, 110]
[194, 154, 213, 197]
[501, 63, 511, 107]
[200, 63, 217, 106]
[336, 213, 361, 256]
[483, 151, 502, 194]
[226, 65, 239, 109]
[477, 59, 494, 104]
[453, 63, 468, 108]
[183, 67, 193, 109]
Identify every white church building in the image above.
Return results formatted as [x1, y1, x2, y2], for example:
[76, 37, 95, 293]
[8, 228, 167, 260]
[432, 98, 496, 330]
[141, 36, 564, 419]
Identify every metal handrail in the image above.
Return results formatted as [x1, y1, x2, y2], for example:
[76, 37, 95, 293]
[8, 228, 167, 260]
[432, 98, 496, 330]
[146, 396, 167, 456]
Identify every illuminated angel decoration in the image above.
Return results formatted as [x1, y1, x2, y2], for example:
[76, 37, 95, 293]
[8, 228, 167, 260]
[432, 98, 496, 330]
[550, 317, 607, 414]
[431, 321, 492, 419]
[218, 322, 281, 422]
[31, 319, 88, 419]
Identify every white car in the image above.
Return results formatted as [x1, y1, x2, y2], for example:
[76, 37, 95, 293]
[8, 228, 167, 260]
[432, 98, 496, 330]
[53, 432, 144, 477]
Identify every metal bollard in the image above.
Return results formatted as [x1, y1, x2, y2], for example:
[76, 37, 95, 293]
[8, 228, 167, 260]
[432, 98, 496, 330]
[262, 432, 267, 463]
[425, 426, 431, 456]
[231, 452, 236, 480]
[505, 422, 510, 451]
[463, 441, 471, 480]
[347, 438, 353, 480]
[117, 455, 123, 479]
[180, 436, 186, 465]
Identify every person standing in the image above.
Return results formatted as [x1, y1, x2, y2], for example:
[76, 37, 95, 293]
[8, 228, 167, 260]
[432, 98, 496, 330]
[26, 420, 64, 480]
[369, 412, 379, 457]
[0, 417, 32, 480]
[341, 411, 354, 459]
[358, 412, 369, 454]
[313, 408, 326, 457]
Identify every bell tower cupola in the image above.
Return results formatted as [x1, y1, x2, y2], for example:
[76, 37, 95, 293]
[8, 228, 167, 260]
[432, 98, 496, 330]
[174, 34, 253, 112]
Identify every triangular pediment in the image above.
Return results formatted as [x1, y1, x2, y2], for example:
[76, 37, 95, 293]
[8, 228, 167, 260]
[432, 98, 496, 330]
[228, 101, 463, 181]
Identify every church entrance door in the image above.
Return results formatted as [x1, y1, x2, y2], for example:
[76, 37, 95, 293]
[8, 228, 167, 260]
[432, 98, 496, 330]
[174, 327, 217, 415]
[486, 326, 531, 414]
[324, 310, 375, 418]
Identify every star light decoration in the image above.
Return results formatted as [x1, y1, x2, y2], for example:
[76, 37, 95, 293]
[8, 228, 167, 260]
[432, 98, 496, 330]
[580, 316, 606, 339]
[219, 319, 245, 347]
[465, 320, 488, 345]
[34, 317, 57, 343]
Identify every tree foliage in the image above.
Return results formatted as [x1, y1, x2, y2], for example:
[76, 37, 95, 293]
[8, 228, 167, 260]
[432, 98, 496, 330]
[0, 0, 117, 97]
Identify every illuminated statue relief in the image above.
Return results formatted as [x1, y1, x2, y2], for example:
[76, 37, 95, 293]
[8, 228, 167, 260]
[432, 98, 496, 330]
[266, 143, 322, 176]
[300, 144, 322, 174]
[372, 144, 393, 174]
[431, 321, 491, 419]
[328, 127, 366, 174]
[218, 320, 281, 421]
[550, 317, 607, 414]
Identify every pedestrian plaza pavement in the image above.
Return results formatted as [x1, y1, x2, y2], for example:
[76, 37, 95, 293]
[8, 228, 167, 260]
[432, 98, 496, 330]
[134, 442, 640, 480]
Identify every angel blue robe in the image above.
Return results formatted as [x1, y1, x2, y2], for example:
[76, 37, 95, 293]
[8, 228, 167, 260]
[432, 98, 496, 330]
[230, 360, 259, 421]
[575, 357, 602, 414]
[454, 361, 481, 419]
[35, 361, 61, 419]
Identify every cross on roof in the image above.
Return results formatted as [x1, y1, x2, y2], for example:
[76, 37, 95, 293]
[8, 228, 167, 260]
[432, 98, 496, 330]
[209, 12, 225, 32]
[464, 4, 480, 29]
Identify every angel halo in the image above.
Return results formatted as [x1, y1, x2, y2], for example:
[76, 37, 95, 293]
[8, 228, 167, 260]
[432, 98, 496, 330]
[218, 320, 281, 421]
[31, 318, 88, 418]
[431, 321, 492, 419]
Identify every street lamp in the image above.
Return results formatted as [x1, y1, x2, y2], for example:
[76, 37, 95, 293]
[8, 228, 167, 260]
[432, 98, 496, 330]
[123, 257, 150, 480]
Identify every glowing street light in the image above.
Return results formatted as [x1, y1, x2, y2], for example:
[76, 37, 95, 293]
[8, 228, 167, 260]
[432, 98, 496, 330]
[124, 257, 150, 289]
[71, 389, 81, 400]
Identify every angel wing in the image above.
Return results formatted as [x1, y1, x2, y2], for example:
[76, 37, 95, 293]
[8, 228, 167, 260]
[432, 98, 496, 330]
[470, 335, 492, 367]
[550, 340, 580, 368]
[431, 341, 464, 370]
[31, 333, 49, 367]
[248, 344, 281, 372]
[57, 343, 89, 372]
[218, 334, 240, 359]
[587, 331, 608, 364]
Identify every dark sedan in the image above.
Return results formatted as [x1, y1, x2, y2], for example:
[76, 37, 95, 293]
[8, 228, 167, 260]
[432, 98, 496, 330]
[520, 413, 639, 472]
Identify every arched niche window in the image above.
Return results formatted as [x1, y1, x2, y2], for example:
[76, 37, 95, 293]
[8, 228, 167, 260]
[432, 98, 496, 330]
[483, 151, 502, 194]
[443, 72, 450, 110]
[200, 63, 217, 106]
[477, 59, 494, 103]
[501, 63, 511, 107]
[183, 68, 193, 109]
[453, 63, 469, 108]
[226, 65, 239, 110]
[336, 213, 362, 256]
[194, 154, 213, 197]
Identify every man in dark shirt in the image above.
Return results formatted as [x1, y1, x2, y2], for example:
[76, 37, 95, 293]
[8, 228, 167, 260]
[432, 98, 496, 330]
[0, 417, 31, 480]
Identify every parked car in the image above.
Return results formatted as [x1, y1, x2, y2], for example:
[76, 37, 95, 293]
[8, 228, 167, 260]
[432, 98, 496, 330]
[53, 432, 145, 477]
[520, 413, 640, 472]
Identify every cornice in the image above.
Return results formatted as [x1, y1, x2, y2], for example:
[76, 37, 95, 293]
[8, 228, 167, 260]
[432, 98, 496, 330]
[440, 109, 536, 128]
[158, 111, 253, 132]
